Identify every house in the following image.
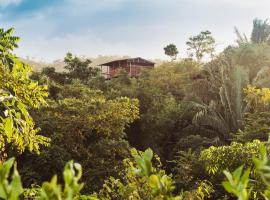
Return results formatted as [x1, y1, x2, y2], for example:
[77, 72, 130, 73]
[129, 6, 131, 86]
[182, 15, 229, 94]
[99, 57, 155, 79]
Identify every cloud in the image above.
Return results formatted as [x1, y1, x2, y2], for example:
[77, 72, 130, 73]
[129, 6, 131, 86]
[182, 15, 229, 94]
[3, 0, 270, 61]
[188, 0, 270, 6]
[0, 0, 21, 7]
[14, 26, 168, 62]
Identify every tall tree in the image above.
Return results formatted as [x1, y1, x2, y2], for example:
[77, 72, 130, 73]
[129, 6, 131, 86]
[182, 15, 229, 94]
[234, 27, 249, 46]
[251, 18, 270, 44]
[164, 44, 179, 61]
[64, 52, 99, 84]
[18, 83, 139, 192]
[0, 28, 49, 159]
[235, 18, 270, 45]
[186, 30, 215, 62]
[186, 43, 270, 145]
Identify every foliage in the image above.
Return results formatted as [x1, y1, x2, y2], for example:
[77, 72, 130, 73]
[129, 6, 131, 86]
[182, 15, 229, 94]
[172, 149, 208, 192]
[186, 43, 270, 145]
[173, 140, 266, 199]
[233, 86, 270, 142]
[199, 140, 263, 176]
[253, 144, 270, 199]
[18, 83, 139, 192]
[64, 53, 100, 84]
[222, 166, 251, 200]
[125, 60, 200, 158]
[0, 28, 49, 158]
[186, 30, 215, 62]
[40, 67, 68, 85]
[251, 19, 270, 44]
[38, 161, 85, 200]
[234, 27, 249, 46]
[244, 85, 270, 112]
[164, 44, 179, 61]
[23, 185, 40, 199]
[0, 28, 20, 68]
[235, 18, 270, 45]
[222, 144, 270, 200]
[0, 158, 23, 200]
[178, 141, 263, 199]
[180, 180, 214, 200]
[6, 19, 270, 200]
[234, 112, 270, 142]
[0, 150, 184, 200]
[99, 148, 181, 200]
[0, 157, 98, 200]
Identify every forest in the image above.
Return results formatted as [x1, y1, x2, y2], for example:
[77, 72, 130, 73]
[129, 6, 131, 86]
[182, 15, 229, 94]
[2, 19, 270, 200]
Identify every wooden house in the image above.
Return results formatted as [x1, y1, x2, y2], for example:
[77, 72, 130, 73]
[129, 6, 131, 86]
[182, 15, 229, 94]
[99, 57, 155, 79]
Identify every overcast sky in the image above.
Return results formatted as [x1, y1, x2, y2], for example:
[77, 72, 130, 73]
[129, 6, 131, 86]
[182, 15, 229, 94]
[1, 0, 270, 61]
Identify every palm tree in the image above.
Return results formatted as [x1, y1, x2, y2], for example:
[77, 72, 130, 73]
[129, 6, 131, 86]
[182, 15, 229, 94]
[235, 18, 270, 45]
[234, 27, 248, 45]
[251, 19, 270, 44]
[188, 44, 270, 142]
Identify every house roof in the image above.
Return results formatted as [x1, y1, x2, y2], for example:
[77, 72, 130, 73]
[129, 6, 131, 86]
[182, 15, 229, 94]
[99, 57, 155, 66]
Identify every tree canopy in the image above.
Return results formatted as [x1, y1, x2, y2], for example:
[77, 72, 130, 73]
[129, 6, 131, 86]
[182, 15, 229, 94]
[164, 44, 179, 61]
[1, 18, 270, 200]
[0, 28, 49, 160]
[186, 30, 215, 62]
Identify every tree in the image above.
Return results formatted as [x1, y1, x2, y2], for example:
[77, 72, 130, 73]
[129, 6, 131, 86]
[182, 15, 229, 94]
[64, 52, 99, 84]
[0, 28, 49, 159]
[235, 18, 270, 45]
[233, 86, 270, 142]
[18, 83, 139, 192]
[234, 27, 249, 46]
[185, 43, 270, 146]
[125, 60, 199, 158]
[164, 44, 179, 61]
[186, 30, 215, 62]
[0, 148, 185, 200]
[41, 67, 68, 84]
[173, 140, 268, 199]
[251, 18, 270, 44]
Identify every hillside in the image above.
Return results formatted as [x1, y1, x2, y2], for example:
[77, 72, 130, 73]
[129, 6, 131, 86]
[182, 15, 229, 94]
[21, 55, 164, 72]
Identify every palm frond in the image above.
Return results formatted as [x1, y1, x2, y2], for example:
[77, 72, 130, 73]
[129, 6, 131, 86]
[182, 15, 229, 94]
[192, 102, 230, 137]
[252, 66, 270, 87]
[234, 26, 249, 45]
[251, 18, 270, 44]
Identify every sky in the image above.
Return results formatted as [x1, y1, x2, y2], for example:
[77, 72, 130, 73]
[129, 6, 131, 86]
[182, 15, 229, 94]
[1, 0, 270, 62]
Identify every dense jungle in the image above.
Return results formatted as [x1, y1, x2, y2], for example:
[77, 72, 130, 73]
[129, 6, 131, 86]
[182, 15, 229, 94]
[2, 18, 270, 200]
